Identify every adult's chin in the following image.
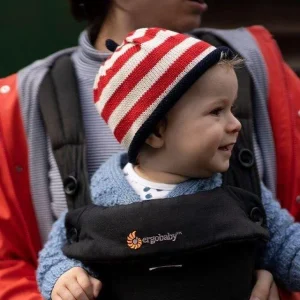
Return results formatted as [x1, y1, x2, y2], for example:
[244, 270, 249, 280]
[172, 15, 203, 33]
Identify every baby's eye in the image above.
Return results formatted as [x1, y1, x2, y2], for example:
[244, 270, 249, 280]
[210, 107, 223, 116]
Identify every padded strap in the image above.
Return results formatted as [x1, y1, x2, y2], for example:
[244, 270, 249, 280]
[39, 55, 91, 210]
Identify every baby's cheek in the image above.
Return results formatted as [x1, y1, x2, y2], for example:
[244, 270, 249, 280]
[205, 135, 222, 150]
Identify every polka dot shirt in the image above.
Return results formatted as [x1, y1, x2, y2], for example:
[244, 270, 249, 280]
[123, 163, 176, 200]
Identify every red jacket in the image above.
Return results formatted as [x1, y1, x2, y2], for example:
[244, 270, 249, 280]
[0, 26, 299, 300]
[248, 26, 300, 218]
[0, 74, 42, 299]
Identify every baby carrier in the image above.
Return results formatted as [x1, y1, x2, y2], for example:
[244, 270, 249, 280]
[38, 33, 269, 299]
[62, 186, 268, 300]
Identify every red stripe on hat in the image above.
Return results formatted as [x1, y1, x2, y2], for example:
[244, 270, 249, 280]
[94, 28, 161, 104]
[101, 33, 189, 123]
[131, 27, 164, 45]
[114, 41, 211, 143]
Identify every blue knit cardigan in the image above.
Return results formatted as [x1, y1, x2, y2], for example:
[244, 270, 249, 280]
[37, 153, 300, 299]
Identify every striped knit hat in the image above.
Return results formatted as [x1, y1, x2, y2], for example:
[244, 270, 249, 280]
[94, 27, 233, 163]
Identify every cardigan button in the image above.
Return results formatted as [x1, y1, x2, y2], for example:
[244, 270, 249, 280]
[0, 85, 10, 94]
[296, 195, 300, 203]
[250, 207, 264, 226]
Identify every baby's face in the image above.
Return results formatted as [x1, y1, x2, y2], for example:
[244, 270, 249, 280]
[162, 64, 241, 178]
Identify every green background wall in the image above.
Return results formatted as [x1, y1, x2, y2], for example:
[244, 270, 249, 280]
[0, 1, 84, 77]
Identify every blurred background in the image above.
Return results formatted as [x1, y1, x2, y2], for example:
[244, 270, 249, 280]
[0, 0, 299, 77]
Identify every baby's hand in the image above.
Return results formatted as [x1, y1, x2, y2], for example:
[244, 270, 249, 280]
[51, 267, 102, 300]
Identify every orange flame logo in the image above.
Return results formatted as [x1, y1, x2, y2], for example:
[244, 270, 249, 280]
[127, 231, 142, 250]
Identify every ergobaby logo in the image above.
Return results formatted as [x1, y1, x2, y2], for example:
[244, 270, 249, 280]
[127, 230, 182, 250]
[127, 231, 143, 250]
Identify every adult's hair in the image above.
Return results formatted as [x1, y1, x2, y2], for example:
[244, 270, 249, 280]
[68, 0, 112, 43]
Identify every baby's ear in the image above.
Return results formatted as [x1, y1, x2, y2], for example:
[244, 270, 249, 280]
[145, 119, 167, 149]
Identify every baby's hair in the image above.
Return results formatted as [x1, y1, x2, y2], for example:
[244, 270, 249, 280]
[218, 52, 245, 69]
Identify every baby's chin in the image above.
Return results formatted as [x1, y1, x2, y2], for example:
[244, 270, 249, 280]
[170, 160, 231, 179]
[215, 164, 230, 174]
[189, 165, 230, 179]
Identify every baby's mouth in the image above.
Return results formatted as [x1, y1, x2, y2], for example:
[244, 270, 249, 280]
[218, 144, 235, 151]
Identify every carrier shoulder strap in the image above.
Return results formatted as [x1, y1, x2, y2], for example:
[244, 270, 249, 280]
[199, 33, 261, 198]
[38, 54, 91, 210]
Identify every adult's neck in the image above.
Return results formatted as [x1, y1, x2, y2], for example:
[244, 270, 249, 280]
[94, 9, 136, 52]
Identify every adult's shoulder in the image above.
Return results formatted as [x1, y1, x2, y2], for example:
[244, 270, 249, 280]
[246, 25, 274, 41]
[189, 25, 271, 39]
[18, 46, 77, 89]
[15, 47, 77, 132]
[190, 25, 277, 58]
